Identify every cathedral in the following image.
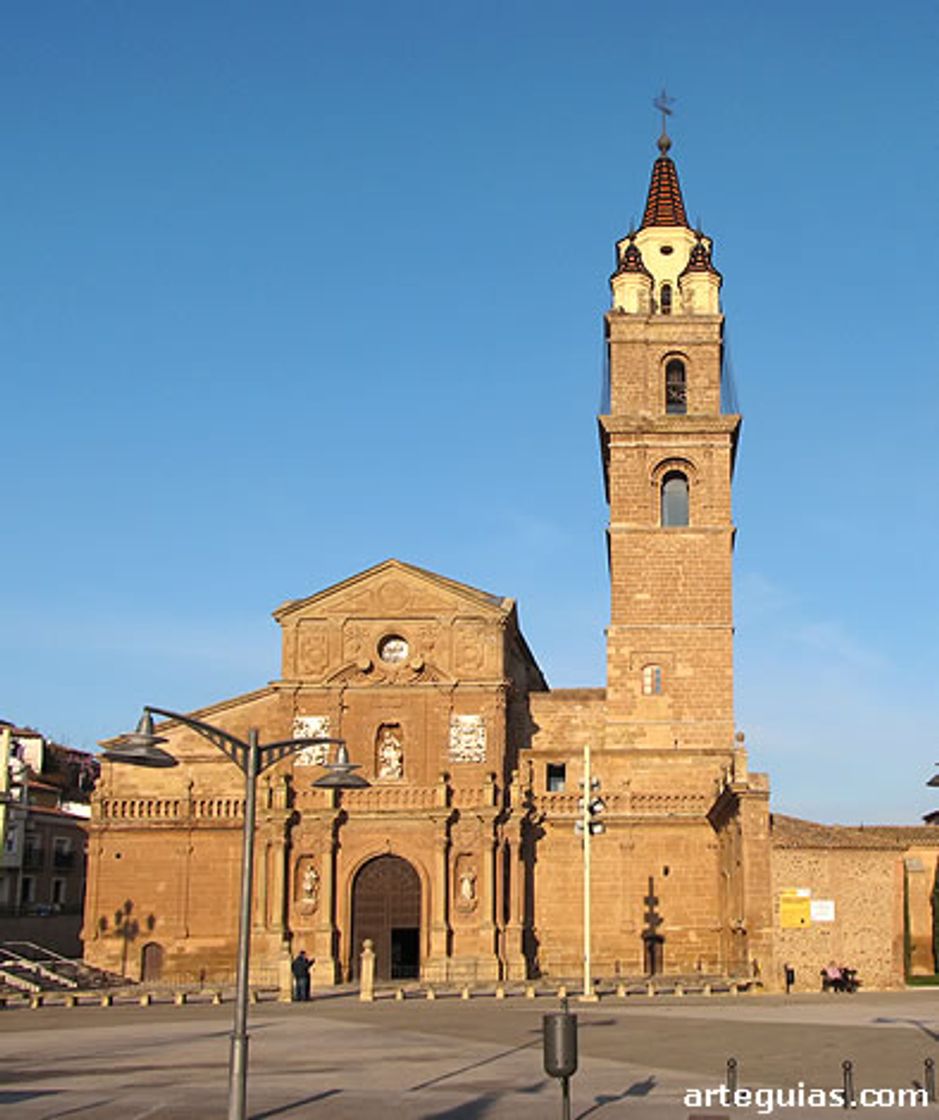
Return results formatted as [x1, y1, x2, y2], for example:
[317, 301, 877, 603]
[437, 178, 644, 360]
[84, 126, 933, 993]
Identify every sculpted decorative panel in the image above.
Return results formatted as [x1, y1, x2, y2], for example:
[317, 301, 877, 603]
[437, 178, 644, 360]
[292, 716, 331, 766]
[453, 617, 498, 675]
[449, 715, 486, 764]
[295, 620, 330, 676]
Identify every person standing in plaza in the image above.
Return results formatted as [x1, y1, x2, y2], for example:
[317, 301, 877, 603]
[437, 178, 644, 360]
[291, 950, 312, 1001]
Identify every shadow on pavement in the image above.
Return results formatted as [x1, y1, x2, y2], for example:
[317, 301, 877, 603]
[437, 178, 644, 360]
[408, 1037, 540, 1092]
[251, 1088, 342, 1118]
[576, 1075, 657, 1119]
[45, 1100, 117, 1119]
[872, 1017, 939, 1042]
[0, 1090, 60, 1104]
[421, 1091, 501, 1119]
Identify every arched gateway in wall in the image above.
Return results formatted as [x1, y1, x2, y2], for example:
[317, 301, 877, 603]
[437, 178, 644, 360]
[351, 855, 421, 980]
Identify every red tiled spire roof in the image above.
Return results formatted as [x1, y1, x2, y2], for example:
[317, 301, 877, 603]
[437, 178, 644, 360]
[640, 133, 689, 229]
[615, 235, 652, 277]
[680, 232, 721, 279]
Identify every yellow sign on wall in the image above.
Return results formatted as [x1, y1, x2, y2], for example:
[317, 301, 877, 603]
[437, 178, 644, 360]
[779, 888, 812, 928]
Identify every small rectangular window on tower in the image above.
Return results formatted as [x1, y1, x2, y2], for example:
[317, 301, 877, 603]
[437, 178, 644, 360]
[546, 763, 566, 792]
[642, 665, 664, 695]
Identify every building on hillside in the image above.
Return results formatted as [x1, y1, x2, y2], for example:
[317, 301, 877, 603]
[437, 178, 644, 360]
[85, 123, 938, 991]
[0, 721, 97, 956]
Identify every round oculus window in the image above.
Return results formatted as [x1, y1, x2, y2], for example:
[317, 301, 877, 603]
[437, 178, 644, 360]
[660, 245, 674, 255]
[378, 635, 409, 664]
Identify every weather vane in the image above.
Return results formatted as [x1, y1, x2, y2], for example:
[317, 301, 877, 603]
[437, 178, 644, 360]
[653, 88, 675, 132]
[653, 88, 675, 153]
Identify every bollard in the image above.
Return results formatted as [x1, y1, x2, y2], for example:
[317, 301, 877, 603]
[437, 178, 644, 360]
[926, 1057, 936, 1104]
[211, 991, 222, 1005]
[173, 992, 186, 1006]
[395, 987, 405, 1001]
[139, 993, 152, 1006]
[461, 985, 471, 1000]
[100, 993, 113, 1007]
[616, 982, 626, 998]
[703, 983, 712, 997]
[249, 989, 260, 1004]
[426, 986, 436, 1000]
[525, 984, 536, 999]
[726, 1057, 738, 1095]
[543, 1010, 578, 1120]
[557, 984, 567, 1001]
[674, 981, 684, 997]
[30, 994, 43, 1009]
[646, 981, 655, 997]
[359, 939, 376, 1002]
[842, 1060, 854, 1109]
[495, 984, 505, 1000]
[64, 994, 77, 1008]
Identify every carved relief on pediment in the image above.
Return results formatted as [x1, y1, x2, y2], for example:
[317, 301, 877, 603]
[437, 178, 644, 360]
[453, 617, 496, 675]
[295, 619, 330, 677]
[343, 620, 370, 662]
[325, 658, 453, 687]
[376, 577, 412, 612]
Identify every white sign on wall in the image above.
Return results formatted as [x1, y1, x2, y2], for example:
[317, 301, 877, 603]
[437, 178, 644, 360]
[810, 899, 836, 923]
[292, 716, 331, 766]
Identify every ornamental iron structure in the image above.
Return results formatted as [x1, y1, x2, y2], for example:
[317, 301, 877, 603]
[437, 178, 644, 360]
[102, 707, 368, 1120]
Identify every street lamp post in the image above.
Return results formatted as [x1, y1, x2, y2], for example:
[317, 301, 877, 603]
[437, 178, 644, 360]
[102, 707, 368, 1120]
[574, 743, 604, 1002]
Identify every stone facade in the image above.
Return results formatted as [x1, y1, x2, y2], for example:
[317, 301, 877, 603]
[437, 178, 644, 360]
[83, 131, 934, 991]
[770, 816, 939, 990]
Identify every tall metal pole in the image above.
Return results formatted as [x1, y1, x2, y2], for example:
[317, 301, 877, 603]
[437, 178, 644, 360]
[0, 726, 11, 861]
[228, 728, 259, 1120]
[582, 742, 592, 1001]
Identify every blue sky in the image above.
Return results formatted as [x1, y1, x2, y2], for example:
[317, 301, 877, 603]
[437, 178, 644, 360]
[2, 1, 937, 824]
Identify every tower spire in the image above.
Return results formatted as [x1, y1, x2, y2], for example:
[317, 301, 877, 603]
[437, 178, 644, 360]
[642, 90, 689, 228]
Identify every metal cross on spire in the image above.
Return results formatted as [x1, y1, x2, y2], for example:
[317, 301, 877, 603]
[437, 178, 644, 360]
[653, 88, 675, 154]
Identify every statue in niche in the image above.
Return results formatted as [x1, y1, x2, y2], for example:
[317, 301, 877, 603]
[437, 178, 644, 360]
[377, 725, 404, 780]
[458, 867, 477, 909]
[298, 863, 319, 914]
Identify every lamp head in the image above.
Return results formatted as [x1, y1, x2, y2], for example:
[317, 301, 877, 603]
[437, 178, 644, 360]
[312, 741, 370, 789]
[100, 711, 178, 769]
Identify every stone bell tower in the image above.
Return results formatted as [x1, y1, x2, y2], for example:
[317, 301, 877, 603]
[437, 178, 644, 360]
[599, 121, 741, 754]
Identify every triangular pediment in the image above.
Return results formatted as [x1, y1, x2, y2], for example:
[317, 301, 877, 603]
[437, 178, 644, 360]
[272, 559, 512, 623]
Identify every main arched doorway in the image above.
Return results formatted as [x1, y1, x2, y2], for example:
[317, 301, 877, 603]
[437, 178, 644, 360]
[351, 855, 421, 980]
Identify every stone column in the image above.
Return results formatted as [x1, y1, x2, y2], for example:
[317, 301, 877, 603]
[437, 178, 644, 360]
[502, 828, 528, 980]
[269, 833, 287, 933]
[426, 828, 450, 981]
[253, 838, 269, 934]
[311, 797, 341, 987]
[476, 811, 500, 980]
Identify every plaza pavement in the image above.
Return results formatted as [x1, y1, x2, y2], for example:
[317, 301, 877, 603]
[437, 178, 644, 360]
[2, 989, 938, 1119]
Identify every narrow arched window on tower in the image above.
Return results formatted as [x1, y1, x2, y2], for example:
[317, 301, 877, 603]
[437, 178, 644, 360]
[642, 664, 663, 696]
[661, 471, 689, 527]
[665, 359, 687, 414]
[660, 283, 672, 315]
